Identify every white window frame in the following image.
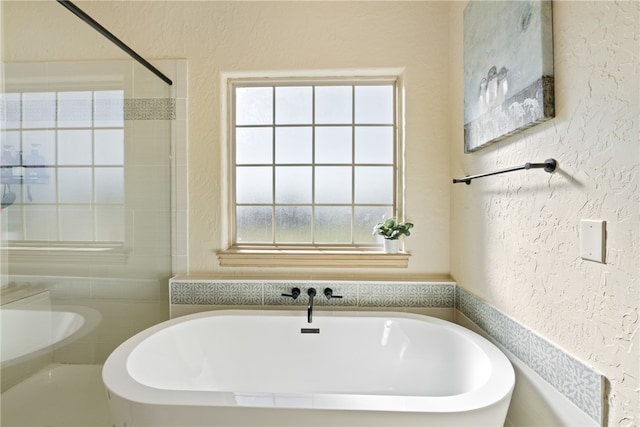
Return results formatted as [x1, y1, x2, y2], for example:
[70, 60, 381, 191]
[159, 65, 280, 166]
[218, 72, 410, 268]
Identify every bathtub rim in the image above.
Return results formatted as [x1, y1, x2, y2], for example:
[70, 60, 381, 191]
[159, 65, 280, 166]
[1, 305, 102, 367]
[103, 309, 515, 414]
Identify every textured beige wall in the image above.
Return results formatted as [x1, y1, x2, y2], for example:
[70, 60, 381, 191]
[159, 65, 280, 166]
[71, 0, 453, 278]
[4, 1, 452, 277]
[449, 1, 639, 424]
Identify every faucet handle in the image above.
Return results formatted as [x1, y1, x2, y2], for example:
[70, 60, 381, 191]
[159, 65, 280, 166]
[281, 287, 301, 299]
[324, 288, 343, 299]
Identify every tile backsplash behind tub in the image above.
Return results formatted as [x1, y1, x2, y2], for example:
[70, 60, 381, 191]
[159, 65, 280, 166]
[169, 279, 456, 319]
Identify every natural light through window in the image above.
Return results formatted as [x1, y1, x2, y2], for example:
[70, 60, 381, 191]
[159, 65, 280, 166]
[1, 90, 125, 245]
[230, 79, 399, 249]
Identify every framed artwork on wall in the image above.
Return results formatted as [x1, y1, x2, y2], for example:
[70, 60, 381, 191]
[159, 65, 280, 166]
[463, 0, 555, 152]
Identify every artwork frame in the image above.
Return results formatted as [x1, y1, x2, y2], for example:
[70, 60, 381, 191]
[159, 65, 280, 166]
[463, 0, 555, 152]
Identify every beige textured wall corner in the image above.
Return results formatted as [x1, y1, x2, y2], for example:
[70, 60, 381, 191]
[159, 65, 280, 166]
[449, 1, 639, 424]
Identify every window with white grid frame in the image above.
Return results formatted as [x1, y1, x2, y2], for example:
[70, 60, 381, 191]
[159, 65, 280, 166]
[230, 78, 399, 247]
[1, 89, 125, 244]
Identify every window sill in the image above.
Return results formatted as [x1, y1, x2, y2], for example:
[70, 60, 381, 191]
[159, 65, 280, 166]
[217, 246, 410, 268]
[3, 243, 127, 264]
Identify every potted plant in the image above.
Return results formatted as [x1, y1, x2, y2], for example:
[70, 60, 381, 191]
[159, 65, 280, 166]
[372, 217, 414, 253]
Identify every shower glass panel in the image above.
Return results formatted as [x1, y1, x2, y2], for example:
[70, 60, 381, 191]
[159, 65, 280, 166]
[1, 2, 173, 426]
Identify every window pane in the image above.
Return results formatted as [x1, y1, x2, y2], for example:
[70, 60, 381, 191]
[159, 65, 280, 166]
[23, 130, 55, 166]
[236, 166, 272, 204]
[95, 167, 124, 203]
[1, 132, 20, 167]
[95, 129, 124, 165]
[22, 92, 55, 128]
[58, 130, 92, 165]
[355, 126, 394, 164]
[2, 93, 21, 129]
[315, 206, 351, 243]
[315, 166, 352, 204]
[275, 127, 312, 164]
[275, 206, 311, 243]
[275, 86, 312, 124]
[8, 87, 127, 246]
[58, 167, 92, 203]
[236, 87, 272, 125]
[0, 132, 19, 183]
[94, 90, 124, 127]
[354, 206, 393, 243]
[232, 80, 398, 248]
[315, 127, 352, 164]
[23, 143, 47, 168]
[236, 128, 272, 164]
[355, 85, 393, 124]
[237, 206, 273, 243]
[275, 166, 311, 203]
[315, 86, 352, 124]
[22, 168, 55, 203]
[58, 91, 92, 128]
[354, 166, 393, 204]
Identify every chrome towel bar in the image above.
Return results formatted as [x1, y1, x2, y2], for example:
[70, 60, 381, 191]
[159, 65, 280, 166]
[453, 159, 557, 185]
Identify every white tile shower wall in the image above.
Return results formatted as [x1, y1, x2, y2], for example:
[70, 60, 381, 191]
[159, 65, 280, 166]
[2, 59, 176, 364]
[456, 286, 604, 425]
[169, 279, 605, 425]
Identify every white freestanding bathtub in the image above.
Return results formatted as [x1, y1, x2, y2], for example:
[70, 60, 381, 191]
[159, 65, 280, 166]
[103, 310, 515, 426]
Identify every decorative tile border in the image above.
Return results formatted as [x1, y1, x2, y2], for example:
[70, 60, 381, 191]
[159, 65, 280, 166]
[124, 98, 175, 120]
[456, 287, 604, 425]
[1, 97, 175, 122]
[169, 279, 455, 309]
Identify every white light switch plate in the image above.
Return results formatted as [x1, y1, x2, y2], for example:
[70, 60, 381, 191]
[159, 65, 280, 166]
[580, 220, 606, 263]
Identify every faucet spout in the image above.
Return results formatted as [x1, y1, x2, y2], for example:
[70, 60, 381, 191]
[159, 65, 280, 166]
[307, 288, 316, 323]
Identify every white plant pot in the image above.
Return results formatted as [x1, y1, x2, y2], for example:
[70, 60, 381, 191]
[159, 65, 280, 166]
[383, 239, 399, 254]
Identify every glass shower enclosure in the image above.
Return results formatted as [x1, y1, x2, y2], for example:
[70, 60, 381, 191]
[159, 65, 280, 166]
[1, 1, 174, 425]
